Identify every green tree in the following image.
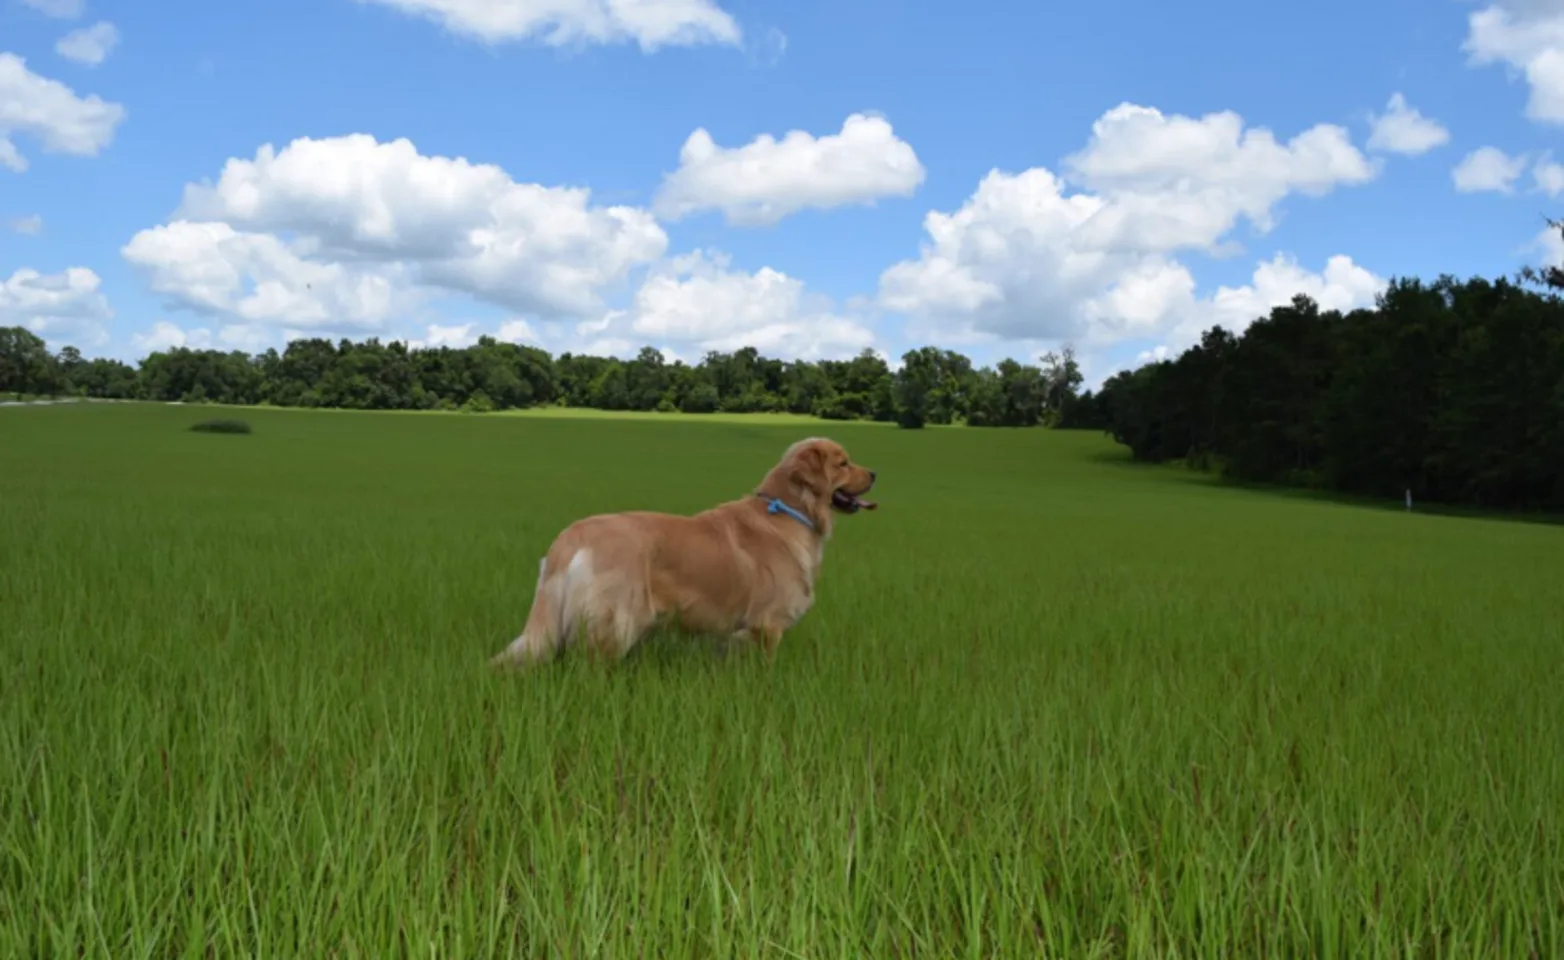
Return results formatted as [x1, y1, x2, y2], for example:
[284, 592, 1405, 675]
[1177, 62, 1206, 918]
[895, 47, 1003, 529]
[893, 347, 940, 429]
[0, 327, 57, 396]
[1039, 345, 1083, 426]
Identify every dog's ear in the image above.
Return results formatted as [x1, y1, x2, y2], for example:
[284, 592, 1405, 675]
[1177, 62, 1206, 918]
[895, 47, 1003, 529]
[788, 443, 829, 494]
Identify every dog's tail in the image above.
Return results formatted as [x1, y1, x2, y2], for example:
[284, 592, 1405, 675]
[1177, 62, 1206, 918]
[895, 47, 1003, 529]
[490, 548, 591, 668]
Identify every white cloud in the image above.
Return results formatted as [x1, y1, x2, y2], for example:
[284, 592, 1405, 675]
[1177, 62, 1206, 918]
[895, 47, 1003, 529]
[133, 320, 211, 353]
[653, 113, 926, 226]
[1122, 253, 1385, 372]
[19, 0, 84, 18]
[495, 318, 540, 343]
[572, 250, 877, 361]
[1534, 218, 1564, 265]
[355, 0, 741, 50]
[1187, 253, 1383, 341]
[214, 324, 279, 351]
[122, 220, 408, 331]
[1534, 156, 1564, 196]
[8, 214, 42, 235]
[1128, 253, 1386, 359]
[1061, 103, 1377, 243]
[1452, 146, 1528, 193]
[403, 322, 482, 350]
[124, 134, 668, 338]
[1464, 1, 1564, 124]
[1366, 93, 1450, 155]
[0, 266, 112, 346]
[0, 53, 126, 172]
[130, 320, 279, 354]
[0, 138, 23, 172]
[878, 102, 1378, 345]
[55, 22, 121, 67]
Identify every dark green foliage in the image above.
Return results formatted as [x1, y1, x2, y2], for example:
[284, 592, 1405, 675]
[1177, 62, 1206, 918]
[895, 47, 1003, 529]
[0, 327, 58, 396]
[1096, 275, 1564, 512]
[189, 419, 252, 434]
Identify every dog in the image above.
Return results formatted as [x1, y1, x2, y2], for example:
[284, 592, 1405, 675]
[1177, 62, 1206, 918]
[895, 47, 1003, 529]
[490, 436, 877, 666]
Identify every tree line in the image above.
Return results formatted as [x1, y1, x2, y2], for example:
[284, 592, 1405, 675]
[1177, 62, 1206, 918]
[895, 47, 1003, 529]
[3, 228, 1560, 512]
[0, 329, 1090, 428]
[1093, 265, 1564, 512]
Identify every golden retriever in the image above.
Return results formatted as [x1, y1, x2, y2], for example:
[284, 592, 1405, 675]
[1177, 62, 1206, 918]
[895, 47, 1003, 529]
[490, 436, 877, 666]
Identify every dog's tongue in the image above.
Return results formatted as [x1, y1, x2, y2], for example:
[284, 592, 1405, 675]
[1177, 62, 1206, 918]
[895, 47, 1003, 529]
[832, 488, 878, 512]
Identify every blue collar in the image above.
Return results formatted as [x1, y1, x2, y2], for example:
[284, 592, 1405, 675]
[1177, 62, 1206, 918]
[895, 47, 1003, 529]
[760, 495, 815, 531]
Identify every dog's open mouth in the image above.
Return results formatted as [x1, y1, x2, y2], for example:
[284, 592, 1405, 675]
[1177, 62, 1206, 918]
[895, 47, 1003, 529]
[831, 488, 877, 513]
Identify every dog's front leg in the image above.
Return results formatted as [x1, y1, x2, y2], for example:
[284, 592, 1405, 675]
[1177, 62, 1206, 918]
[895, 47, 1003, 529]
[748, 625, 785, 659]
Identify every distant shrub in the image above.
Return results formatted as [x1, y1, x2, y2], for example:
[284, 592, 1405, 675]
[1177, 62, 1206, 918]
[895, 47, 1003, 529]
[189, 419, 252, 434]
[461, 390, 495, 413]
[813, 393, 869, 421]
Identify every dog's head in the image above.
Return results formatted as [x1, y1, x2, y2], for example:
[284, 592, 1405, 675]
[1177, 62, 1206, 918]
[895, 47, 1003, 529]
[758, 436, 878, 531]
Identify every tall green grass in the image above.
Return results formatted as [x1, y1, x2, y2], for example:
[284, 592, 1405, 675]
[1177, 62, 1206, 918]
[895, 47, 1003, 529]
[2, 403, 1561, 957]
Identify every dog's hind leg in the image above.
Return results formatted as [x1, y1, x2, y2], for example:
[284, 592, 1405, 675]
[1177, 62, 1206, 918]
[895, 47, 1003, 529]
[582, 588, 657, 661]
[567, 561, 658, 661]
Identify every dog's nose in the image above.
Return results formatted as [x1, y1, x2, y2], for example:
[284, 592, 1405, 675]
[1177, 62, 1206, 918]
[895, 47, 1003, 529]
[869, 470, 877, 483]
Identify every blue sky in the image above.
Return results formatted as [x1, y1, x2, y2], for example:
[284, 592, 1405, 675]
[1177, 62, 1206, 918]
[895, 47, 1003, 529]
[2, 0, 1562, 385]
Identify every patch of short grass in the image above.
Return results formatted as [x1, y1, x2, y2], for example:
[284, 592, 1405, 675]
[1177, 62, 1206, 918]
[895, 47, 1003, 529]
[1, 403, 1561, 956]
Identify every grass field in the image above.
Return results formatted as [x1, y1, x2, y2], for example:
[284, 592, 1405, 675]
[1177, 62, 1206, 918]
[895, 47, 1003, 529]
[2, 402, 1562, 957]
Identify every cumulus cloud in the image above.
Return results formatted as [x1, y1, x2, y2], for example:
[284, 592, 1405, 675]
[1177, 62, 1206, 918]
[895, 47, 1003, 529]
[1366, 92, 1450, 155]
[1117, 254, 1385, 374]
[19, 0, 83, 18]
[1185, 254, 1382, 341]
[1464, 1, 1564, 124]
[1538, 221, 1564, 269]
[653, 113, 926, 226]
[355, 0, 740, 50]
[1452, 146, 1529, 193]
[495, 318, 540, 344]
[132, 320, 210, 353]
[123, 133, 668, 337]
[1135, 345, 1172, 365]
[55, 22, 121, 67]
[401, 322, 484, 350]
[0, 139, 23, 172]
[1534, 155, 1564, 196]
[1061, 103, 1377, 244]
[122, 220, 408, 331]
[878, 102, 1378, 345]
[0, 53, 126, 172]
[8, 214, 43, 235]
[565, 250, 877, 361]
[130, 320, 279, 355]
[0, 266, 112, 346]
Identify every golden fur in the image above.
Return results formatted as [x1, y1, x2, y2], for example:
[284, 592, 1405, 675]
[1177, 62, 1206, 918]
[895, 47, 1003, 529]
[490, 437, 877, 666]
